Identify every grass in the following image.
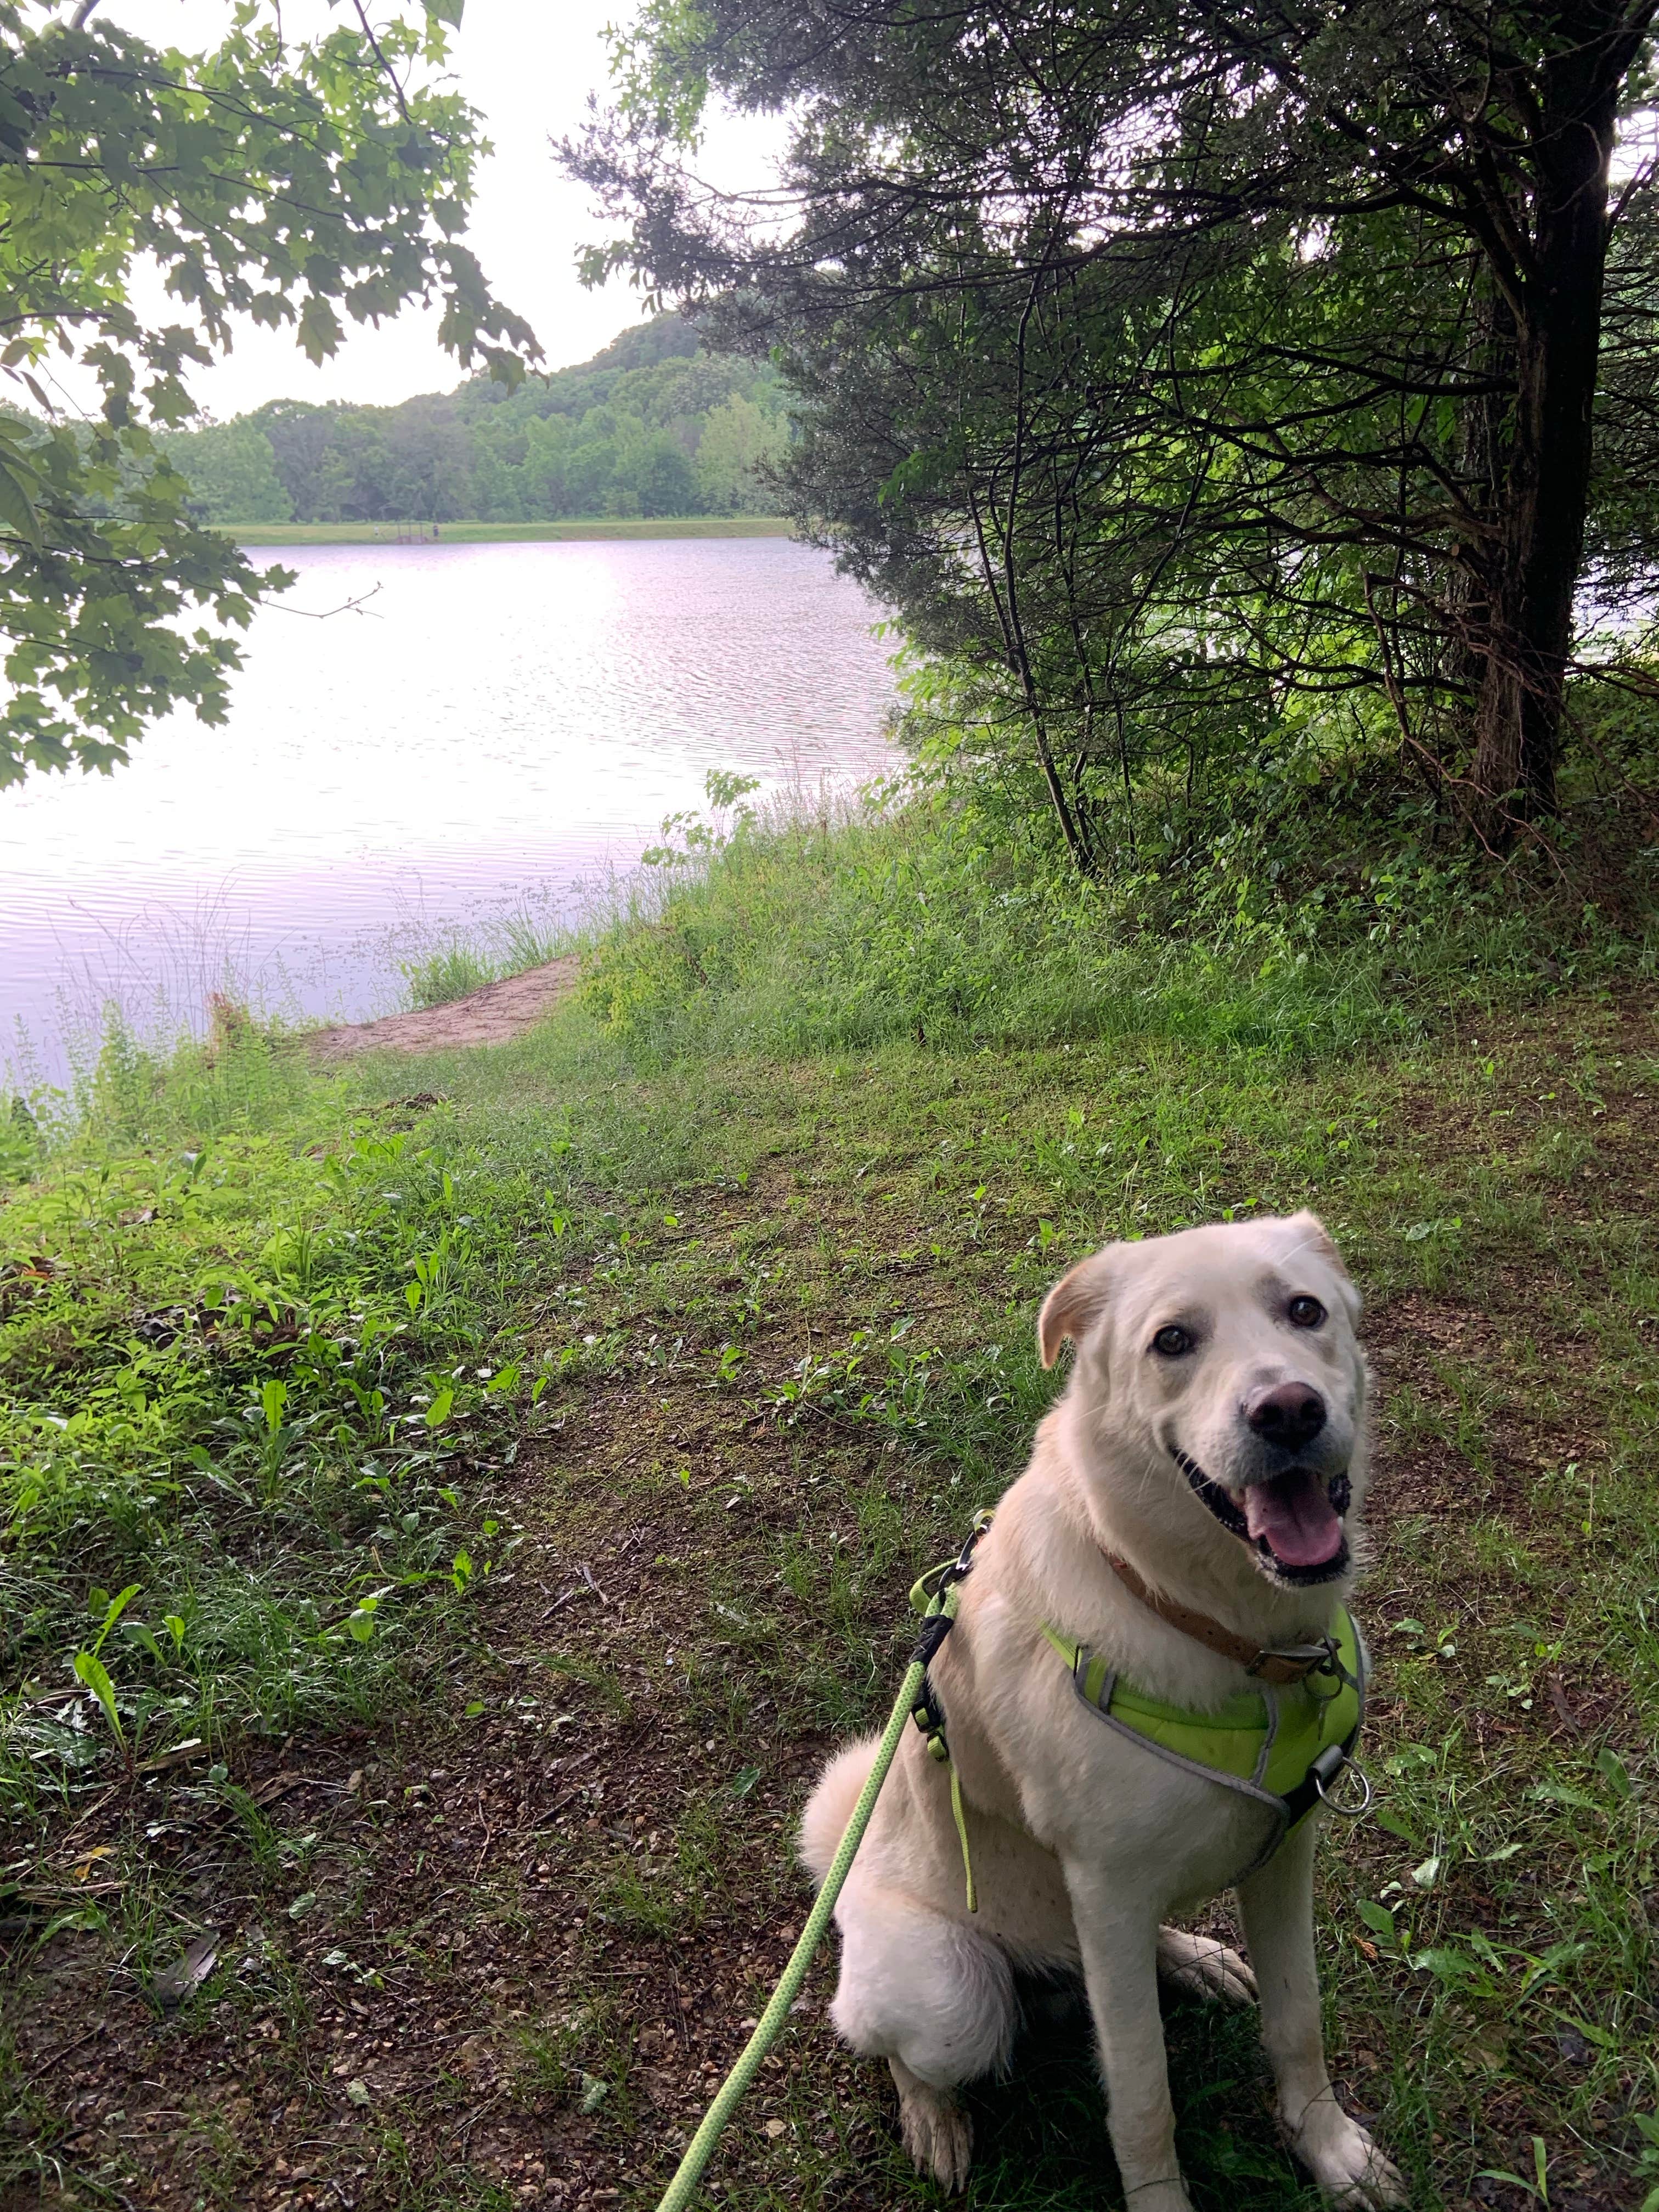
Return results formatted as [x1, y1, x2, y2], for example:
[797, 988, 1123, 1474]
[0, 1037, 563, 1827]
[398, 917, 572, 1009]
[1, 804, 1656, 2212]
[577, 781, 1649, 1067]
[221, 516, 793, 546]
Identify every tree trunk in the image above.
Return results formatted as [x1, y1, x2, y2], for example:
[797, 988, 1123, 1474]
[1470, 40, 1618, 838]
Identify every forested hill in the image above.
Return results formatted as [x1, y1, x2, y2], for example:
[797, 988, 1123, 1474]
[162, 317, 788, 525]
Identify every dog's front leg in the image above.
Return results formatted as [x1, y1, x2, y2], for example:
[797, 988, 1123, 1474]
[1067, 1872, 1193, 2212]
[1237, 1821, 1406, 2205]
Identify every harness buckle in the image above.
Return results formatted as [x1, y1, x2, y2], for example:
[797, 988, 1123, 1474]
[1310, 1741, 1373, 1817]
[1247, 1635, 1339, 1681]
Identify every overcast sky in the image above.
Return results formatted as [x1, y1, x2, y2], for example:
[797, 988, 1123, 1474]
[103, 0, 784, 418]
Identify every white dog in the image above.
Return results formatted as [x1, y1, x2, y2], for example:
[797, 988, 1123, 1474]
[800, 1213, 1406, 2208]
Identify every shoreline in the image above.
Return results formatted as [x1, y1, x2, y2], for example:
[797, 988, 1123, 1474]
[305, 955, 580, 1060]
[224, 515, 794, 546]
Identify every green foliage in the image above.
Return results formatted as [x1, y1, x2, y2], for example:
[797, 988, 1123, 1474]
[164, 317, 788, 526]
[580, 774, 1640, 1066]
[0, 1026, 554, 1808]
[398, 916, 569, 1008]
[693, 391, 787, 512]
[161, 421, 292, 526]
[0, 0, 535, 787]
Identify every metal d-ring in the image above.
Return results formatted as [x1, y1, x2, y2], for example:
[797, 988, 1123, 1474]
[1312, 1744, 1374, 1818]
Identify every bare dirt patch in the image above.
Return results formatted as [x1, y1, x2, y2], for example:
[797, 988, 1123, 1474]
[306, 960, 582, 1062]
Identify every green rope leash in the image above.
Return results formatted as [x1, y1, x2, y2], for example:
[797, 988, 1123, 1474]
[651, 1645, 928, 2212]
[652, 1512, 991, 2212]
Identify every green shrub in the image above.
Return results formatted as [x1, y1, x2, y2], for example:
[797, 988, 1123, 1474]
[0, 1052, 555, 1813]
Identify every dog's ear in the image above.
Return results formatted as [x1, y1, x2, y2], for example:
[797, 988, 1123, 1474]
[1038, 1249, 1117, 1369]
[1283, 1210, 1361, 1316]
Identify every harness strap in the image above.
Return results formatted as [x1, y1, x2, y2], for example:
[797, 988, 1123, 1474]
[1098, 1545, 1341, 1685]
[1047, 1628, 1297, 1879]
[1040, 1613, 1368, 1882]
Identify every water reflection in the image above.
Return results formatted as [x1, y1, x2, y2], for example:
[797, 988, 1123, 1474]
[0, 537, 897, 1070]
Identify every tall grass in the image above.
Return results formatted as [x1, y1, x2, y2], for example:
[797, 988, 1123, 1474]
[578, 776, 1649, 1069]
[398, 915, 574, 1008]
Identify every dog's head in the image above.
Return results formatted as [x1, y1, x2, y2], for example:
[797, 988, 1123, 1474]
[1039, 1213, 1367, 1588]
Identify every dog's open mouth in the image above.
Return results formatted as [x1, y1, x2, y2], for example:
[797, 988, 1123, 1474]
[1172, 1448, 1352, 1583]
[1242, 1467, 1346, 1569]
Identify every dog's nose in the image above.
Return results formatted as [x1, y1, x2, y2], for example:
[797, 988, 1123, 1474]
[1244, 1381, 1327, 1452]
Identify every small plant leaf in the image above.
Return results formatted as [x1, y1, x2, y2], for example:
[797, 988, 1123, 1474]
[1373, 1808, 1419, 1846]
[1557, 2013, 1618, 2052]
[72, 1650, 123, 1747]
[1594, 1746, 1632, 1801]
[121, 1620, 165, 1662]
[37, 1905, 108, 1942]
[89, 1583, 142, 1656]
[0, 447, 45, 551]
[1529, 1780, 1600, 1812]
[1412, 1945, 1477, 1980]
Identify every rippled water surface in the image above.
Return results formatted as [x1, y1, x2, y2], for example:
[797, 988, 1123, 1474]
[1, 538, 897, 1070]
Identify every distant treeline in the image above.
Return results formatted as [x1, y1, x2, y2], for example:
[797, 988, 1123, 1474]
[162, 318, 788, 525]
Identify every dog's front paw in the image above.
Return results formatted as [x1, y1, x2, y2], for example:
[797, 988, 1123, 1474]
[1288, 2102, 1407, 2207]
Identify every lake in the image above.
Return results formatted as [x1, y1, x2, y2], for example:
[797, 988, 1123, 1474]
[0, 537, 898, 1079]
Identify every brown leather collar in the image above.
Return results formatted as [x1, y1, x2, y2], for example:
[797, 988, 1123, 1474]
[1100, 1548, 1335, 1686]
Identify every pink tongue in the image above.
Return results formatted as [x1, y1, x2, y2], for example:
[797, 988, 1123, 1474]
[1243, 1470, 1345, 1566]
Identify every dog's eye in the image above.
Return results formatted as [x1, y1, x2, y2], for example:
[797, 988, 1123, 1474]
[1150, 1324, 1194, 1357]
[1288, 1296, 1326, 1329]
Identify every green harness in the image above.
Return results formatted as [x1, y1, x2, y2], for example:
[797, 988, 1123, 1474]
[909, 1527, 1369, 1909]
[1038, 1604, 1368, 1877]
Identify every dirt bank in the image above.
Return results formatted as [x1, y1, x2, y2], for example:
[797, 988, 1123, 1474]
[306, 956, 582, 1060]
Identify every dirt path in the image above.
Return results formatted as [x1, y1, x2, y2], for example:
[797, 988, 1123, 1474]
[306, 957, 582, 1060]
